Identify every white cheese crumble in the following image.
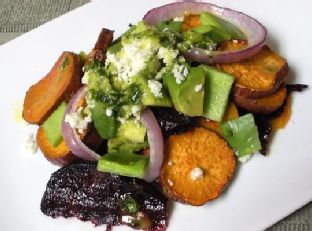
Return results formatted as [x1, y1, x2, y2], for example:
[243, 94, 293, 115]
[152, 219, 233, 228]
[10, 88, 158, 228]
[157, 47, 178, 66]
[190, 167, 204, 180]
[173, 16, 184, 22]
[85, 93, 96, 109]
[178, 56, 185, 63]
[81, 72, 89, 85]
[24, 133, 38, 153]
[105, 38, 158, 83]
[106, 108, 113, 117]
[117, 116, 126, 124]
[155, 67, 167, 80]
[172, 64, 188, 84]
[194, 84, 203, 92]
[238, 154, 252, 163]
[168, 179, 174, 187]
[65, 107, 92, 134]
[148, 80, 163, 98]
[131, 105, 141, 122]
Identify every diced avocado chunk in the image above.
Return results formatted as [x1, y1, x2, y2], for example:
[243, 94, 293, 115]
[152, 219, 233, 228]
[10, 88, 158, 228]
[156, 21, 182, 33]
[134, 75, 172, 107]
[108, 139, 149, 153]
[42, 101, 67, 147]
[200, 12, 245, 40]
[97, 152, 149, 178]
[91, 102, 116, 139]
[220, 113, 262, 157]
[117, 119, 146, 143]
[108, 119, 148, 153]
[163, 67, 205, 116]
[201, 65, 234, 122]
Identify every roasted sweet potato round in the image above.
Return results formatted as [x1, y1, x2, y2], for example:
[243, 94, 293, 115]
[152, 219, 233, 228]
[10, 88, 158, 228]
[36, 126, 76, 163]
[217, 45, 288, 98]
[234, 85, 287, 114]
[23, 52, 82, 124]
[159, 127, 236, 206]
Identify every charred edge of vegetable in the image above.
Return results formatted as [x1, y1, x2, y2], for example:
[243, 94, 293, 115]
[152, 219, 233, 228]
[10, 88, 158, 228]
[88, 28, 114, 63]
[285, 84, 308, 92]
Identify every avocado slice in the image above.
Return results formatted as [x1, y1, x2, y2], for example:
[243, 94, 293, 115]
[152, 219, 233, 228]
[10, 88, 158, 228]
[117, 119, 146, 143]
[200, 12, 245, 40]
[220, 113, 262, 157]
[134, 75, 172, 107]
[42, 101, 67, 147]
[163, 67, 205, 116]
[108, 119, 148, 153]
[108, 139, 149, 153]
[97, 152, 149, 178]
[201, 65, 234, 122]
[91, 102, 117, 139]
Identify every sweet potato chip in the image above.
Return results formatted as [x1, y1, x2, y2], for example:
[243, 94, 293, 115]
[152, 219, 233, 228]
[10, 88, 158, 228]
[217, 45, 288, 98]
[36, 126, 75, 161]
[23, 52, 82, 124]
[159, 127, 236, 206]
[234, 85, 287, 114]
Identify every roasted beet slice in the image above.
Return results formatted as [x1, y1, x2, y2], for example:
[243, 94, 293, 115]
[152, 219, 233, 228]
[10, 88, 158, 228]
[41, 161, 168, 231]
[150, 107, 195, 137]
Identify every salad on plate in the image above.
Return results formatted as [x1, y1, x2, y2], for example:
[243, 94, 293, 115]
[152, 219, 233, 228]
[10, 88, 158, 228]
[22, 1, 307, 231]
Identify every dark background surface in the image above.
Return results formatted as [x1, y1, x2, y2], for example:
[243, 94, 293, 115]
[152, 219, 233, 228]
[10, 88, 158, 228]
[0, 0, 311, 230]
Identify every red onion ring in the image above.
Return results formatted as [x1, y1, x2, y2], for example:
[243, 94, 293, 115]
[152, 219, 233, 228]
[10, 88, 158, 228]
[62, 86, 101, 161]
[141, 108, 164, 182]
[143, 2, 267, 63]
[62, 87, 164, 180]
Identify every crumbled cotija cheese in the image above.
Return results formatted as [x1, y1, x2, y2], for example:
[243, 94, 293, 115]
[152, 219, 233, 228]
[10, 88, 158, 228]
[105, 38, 158, 83]
[24, 133, 38, 153]
[65, 107, 92, 134]
[172, 64, 188, 84]
[106, 108, 113, 117]
[194, 84, 203, 92]
[190, 167, 204, 180]
[148, 80, 163, 98]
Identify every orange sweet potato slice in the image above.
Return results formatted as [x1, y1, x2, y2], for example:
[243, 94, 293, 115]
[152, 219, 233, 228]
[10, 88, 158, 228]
[217, 45, 288, 98]
[23, 52, 82, 124]
[36, 126, 76, 162]
[217, 39, 248, 51]
[234, 85, 287, 114]
[182, 14, 201, 31]
[159, 127, 236, 206]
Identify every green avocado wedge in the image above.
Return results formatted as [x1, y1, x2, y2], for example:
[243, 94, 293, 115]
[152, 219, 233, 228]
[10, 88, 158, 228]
[42, 101, 67, 147]
[97, 152, 149, 179]
[91, 102, 117, 139]
[201, 65, 234, 122]
[163, 66, 205, 116]
[220, 113, 262, 157]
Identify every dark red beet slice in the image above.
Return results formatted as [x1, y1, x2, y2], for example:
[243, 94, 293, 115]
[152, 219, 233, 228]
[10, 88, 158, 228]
[41, 161, 168, 231]
[150, 107, 195, 137]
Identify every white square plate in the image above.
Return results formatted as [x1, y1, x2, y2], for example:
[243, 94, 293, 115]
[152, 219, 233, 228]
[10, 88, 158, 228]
[0, 0, 311, 230]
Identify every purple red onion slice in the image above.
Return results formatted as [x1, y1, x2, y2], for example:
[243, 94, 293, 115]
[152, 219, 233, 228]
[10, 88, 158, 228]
[143, 2, 267, 63]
